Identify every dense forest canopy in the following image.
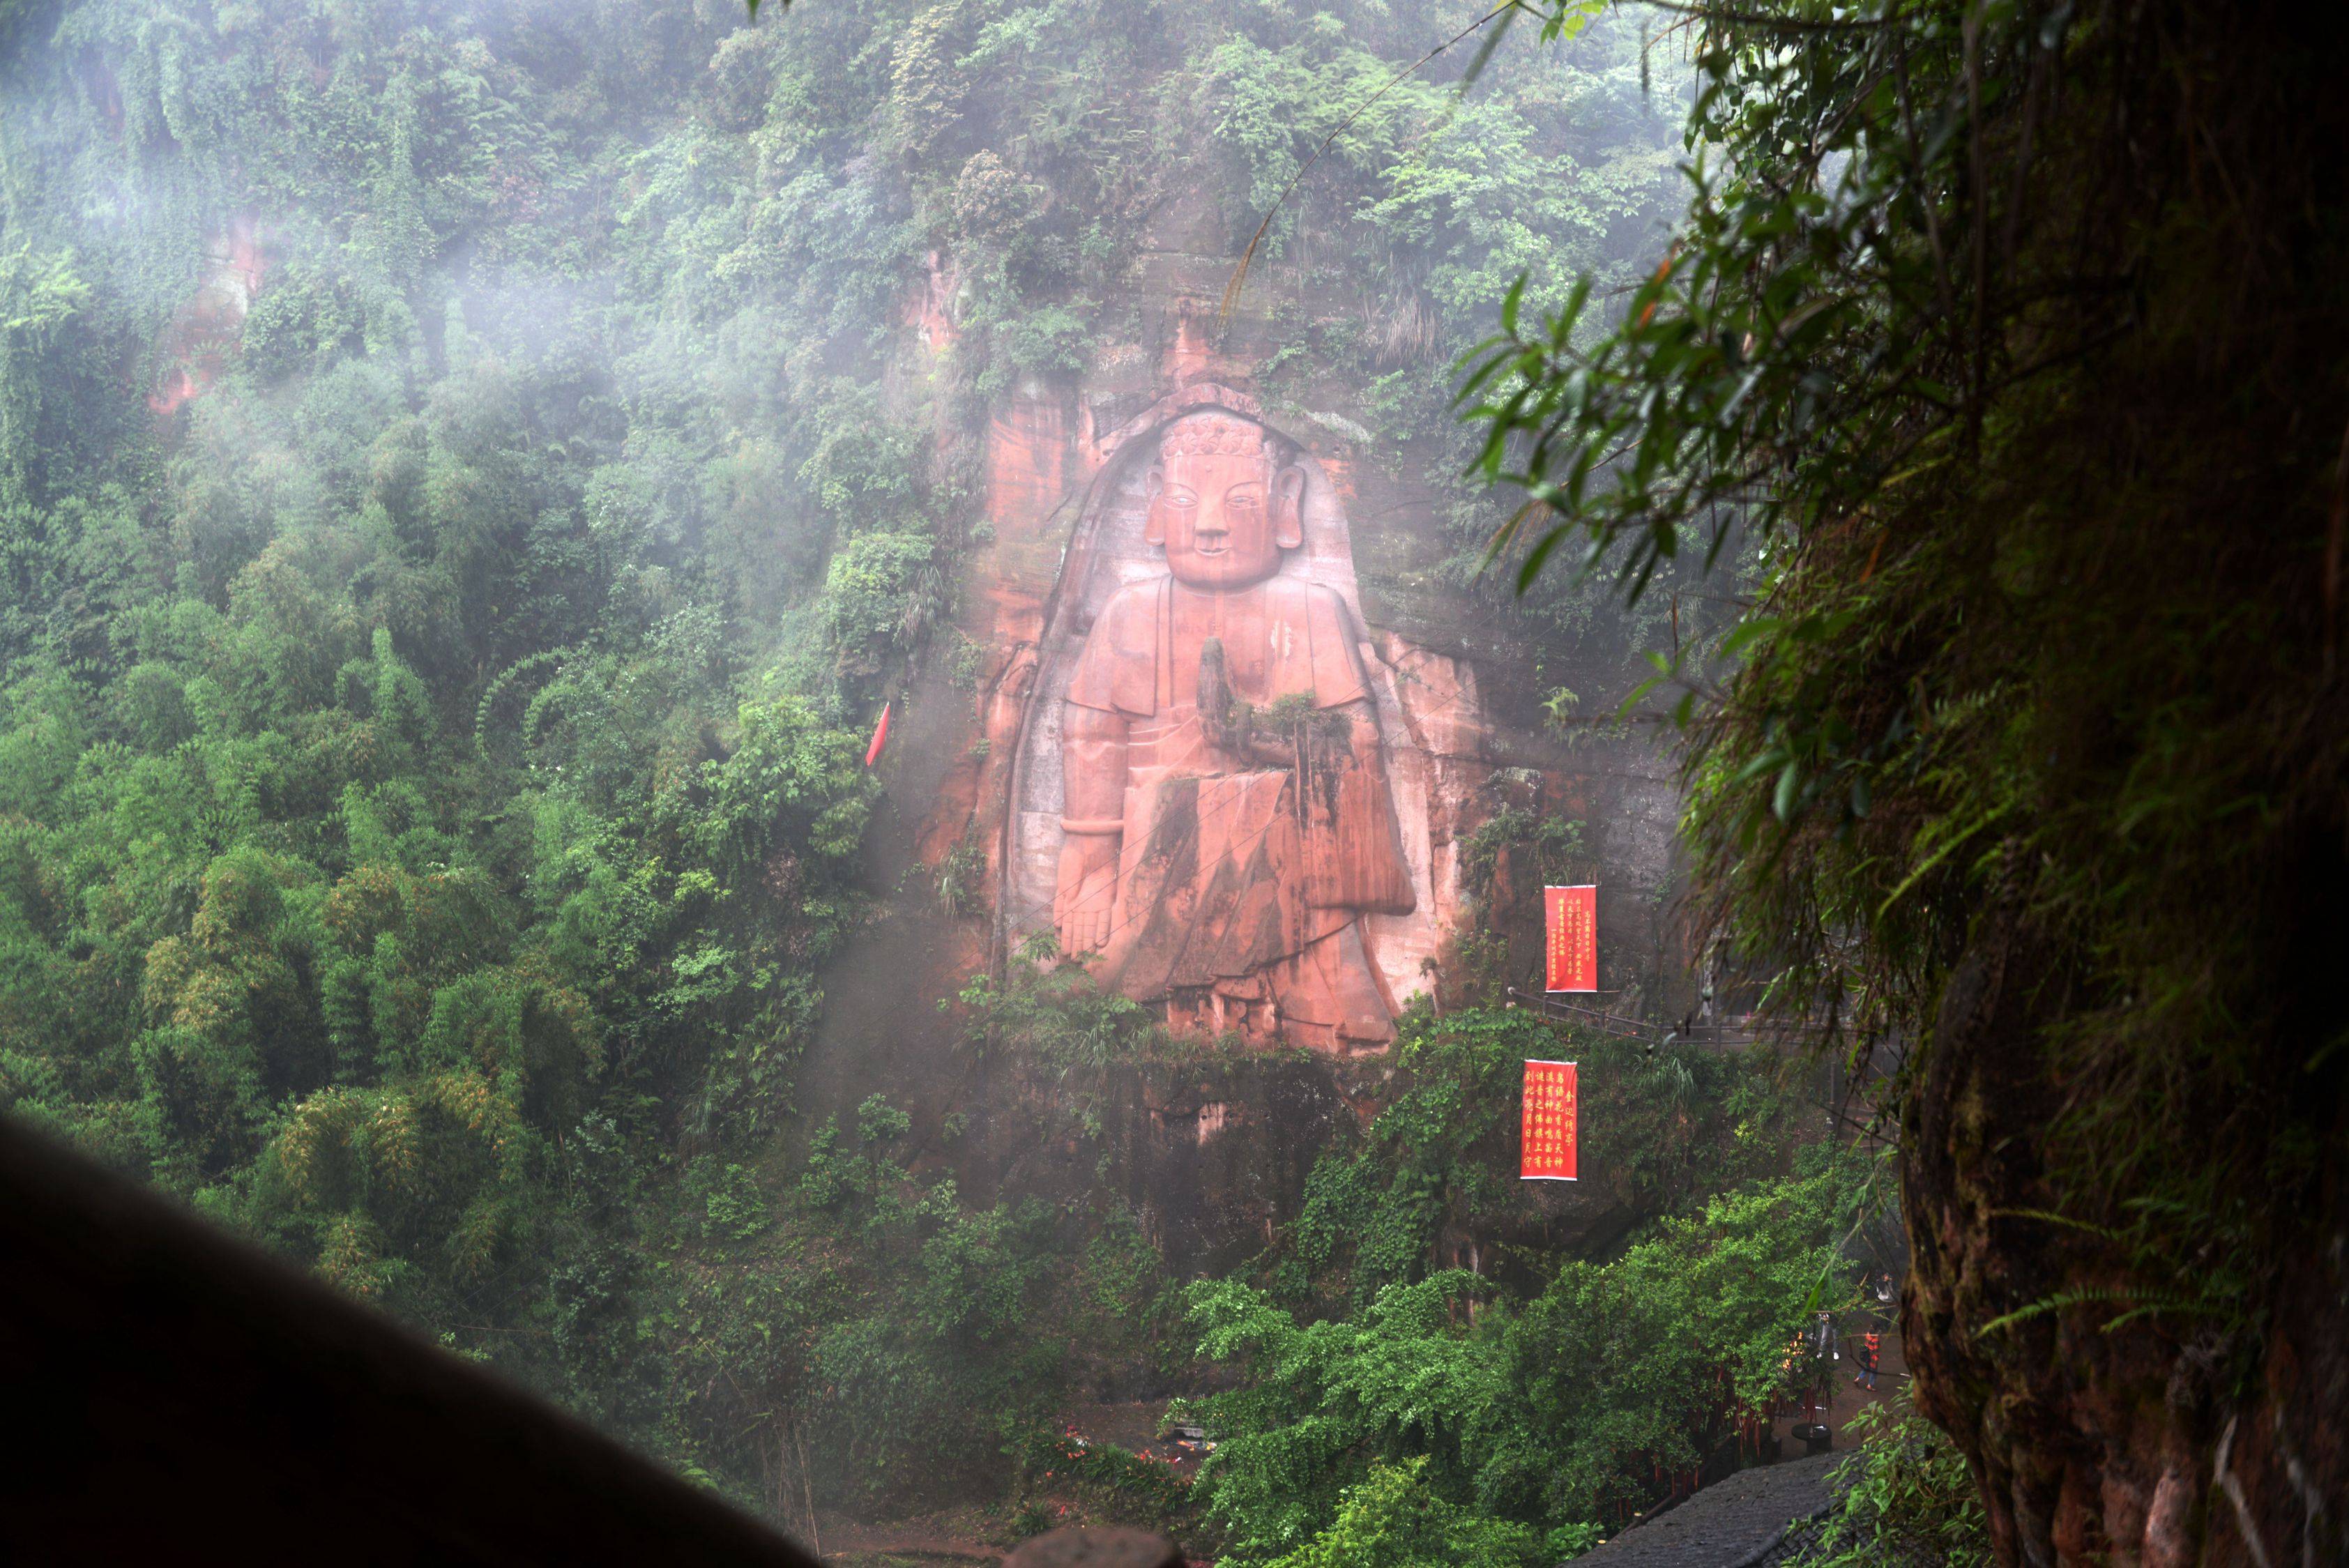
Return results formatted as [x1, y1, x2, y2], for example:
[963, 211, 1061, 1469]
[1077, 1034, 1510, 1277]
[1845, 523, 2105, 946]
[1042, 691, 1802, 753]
[0, 0, 1670, 1242]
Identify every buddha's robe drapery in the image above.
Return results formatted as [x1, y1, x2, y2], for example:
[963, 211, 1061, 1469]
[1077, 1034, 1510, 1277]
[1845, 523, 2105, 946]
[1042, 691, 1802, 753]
[1064, 574, 1414, 1049]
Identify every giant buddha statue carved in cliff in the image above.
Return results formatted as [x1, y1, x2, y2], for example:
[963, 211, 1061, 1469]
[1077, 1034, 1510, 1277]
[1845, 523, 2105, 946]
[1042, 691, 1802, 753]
[1050, 410, 1416, 1053]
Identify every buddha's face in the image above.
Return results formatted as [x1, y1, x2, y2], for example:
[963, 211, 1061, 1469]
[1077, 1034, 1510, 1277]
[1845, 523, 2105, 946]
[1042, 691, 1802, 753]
[1146, 418, 1305, 590]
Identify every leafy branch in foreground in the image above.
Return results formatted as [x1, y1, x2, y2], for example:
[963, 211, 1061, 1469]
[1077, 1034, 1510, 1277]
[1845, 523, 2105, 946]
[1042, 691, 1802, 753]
[1788, 1393, 1989, 1568]
[1464, 0, 2349, 1557]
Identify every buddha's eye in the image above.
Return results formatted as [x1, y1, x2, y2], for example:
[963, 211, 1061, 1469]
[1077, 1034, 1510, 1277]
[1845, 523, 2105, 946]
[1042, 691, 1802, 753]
[1162, 487, 1197, 508]
[1225, 487, 1261, 509]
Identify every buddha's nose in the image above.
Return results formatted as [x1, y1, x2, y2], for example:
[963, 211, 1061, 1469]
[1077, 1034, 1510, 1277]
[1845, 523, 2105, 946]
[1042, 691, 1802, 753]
[1195, 505, 1229, 538]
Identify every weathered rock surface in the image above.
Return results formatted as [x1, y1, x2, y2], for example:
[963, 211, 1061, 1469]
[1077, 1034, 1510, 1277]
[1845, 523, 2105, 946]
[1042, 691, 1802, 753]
[796, 187, 1692, 1270]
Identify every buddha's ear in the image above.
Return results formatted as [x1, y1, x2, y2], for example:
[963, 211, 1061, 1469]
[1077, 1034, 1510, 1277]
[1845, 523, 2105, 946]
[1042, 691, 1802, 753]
[1272, 464, 1306, 550]
[1143, 463, 1166, 546]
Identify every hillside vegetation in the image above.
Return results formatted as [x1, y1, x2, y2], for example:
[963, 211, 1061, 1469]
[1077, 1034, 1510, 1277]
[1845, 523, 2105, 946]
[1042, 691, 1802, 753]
[0, 0, 1954, 1560]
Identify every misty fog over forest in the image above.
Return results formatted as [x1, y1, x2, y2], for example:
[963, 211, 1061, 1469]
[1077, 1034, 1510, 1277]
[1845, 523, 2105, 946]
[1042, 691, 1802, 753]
[1, 1, 2342, 1565]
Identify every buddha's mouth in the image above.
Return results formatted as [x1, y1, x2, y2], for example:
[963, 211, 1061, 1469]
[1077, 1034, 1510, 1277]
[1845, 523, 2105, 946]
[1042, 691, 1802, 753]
[1191, 541, 1229, 556]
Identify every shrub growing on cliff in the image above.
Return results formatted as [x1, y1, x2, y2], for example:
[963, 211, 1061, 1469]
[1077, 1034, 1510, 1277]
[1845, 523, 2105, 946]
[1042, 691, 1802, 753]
[1788, 1394, 1991, 1568]
[1284, 1004, 1804, 1309]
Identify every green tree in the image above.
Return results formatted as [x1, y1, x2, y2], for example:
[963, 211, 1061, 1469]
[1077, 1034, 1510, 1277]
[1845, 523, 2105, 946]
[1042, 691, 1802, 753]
[1185, 1152, 1866, 1561]
[1265, 1458, 1549, 1568]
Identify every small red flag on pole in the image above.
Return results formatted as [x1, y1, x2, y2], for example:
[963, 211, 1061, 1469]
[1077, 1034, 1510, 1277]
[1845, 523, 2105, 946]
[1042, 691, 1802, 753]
[1544, 884, 1597, 992]
[864, 701, 892, 768]
[1521, 1059, 1578, 1181]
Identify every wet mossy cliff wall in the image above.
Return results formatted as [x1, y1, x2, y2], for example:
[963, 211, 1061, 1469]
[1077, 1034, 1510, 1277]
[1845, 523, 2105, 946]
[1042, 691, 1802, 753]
[796, 191, 1689, 1276]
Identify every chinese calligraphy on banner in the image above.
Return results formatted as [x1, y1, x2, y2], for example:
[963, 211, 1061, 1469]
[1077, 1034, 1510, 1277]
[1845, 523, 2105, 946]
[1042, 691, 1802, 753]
[1521, 1059, 1578, 1181]
[1544, 885, 1597, 991]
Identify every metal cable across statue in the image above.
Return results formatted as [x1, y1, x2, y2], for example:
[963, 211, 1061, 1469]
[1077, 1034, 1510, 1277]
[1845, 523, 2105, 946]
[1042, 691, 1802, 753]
[1050, 411, 1415, 1053]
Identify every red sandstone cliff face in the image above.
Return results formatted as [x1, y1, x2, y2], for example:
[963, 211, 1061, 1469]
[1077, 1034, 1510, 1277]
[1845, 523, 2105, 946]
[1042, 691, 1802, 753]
[149, 214, 269, 417]
[932, 363, 1682, 1008]
[796, 211, 1692, 1266]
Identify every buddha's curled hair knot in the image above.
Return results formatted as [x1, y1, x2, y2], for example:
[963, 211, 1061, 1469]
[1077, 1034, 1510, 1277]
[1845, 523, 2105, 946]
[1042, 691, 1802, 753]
[1158, 411, 1284, 461]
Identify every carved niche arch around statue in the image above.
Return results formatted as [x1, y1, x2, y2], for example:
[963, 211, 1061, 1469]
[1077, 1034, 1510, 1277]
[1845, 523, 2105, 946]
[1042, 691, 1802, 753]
[1000, 385, 1445, 1056]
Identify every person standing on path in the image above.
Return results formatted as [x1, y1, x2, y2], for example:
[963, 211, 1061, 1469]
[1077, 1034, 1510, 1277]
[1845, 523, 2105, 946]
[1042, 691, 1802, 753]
[1853, 1323, 1882, 1392]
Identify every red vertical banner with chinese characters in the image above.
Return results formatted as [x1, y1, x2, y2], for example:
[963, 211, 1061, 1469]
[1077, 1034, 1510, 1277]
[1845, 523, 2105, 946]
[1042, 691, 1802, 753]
[1521, 1059, 1579, 1181]
[1544, 885, 1597, 992]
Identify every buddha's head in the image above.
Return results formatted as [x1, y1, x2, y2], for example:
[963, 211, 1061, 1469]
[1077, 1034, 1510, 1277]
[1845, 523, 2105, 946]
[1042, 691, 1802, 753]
[1145, 413, 1305, 590]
